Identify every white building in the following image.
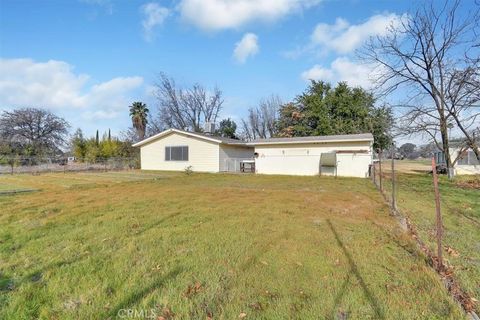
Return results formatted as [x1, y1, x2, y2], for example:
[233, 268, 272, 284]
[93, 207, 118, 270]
[134, 129, 373, 178]
[434, 147, 480, 175]
[132, 128, 253, 173]
[248, 133, 373, 178]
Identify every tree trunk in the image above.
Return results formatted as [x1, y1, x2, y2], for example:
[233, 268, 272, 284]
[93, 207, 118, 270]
[449, 110, 480, 162]
[439, 116, 454, 179]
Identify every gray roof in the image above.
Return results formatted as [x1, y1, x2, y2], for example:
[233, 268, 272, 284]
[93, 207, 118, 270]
[248, 133, 374, 145]
[133, 128, 373, 148]
[190, 131, 247, 145]
[132, 128, 249, 147]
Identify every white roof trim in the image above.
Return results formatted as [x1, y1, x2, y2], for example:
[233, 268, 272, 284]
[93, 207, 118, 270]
[132, 128, 223, 147]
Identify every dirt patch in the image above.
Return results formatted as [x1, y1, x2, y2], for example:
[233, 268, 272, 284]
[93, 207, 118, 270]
[394, 160, 432, 174]
[455, 178, 480, 190]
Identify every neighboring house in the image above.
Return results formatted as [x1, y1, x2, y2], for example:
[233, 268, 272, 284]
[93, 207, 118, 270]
[133, 129, 373, 178]
[434, 146, 480, 175]
[132, 128, 253, 173]
[249, 133, 373, 178]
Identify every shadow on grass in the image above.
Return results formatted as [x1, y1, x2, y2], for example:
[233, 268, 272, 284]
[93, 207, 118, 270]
[326, 219, 385, 320]
[369, 221, 419, 258]
[3, 254, 87, 292]
[0, 273, 14, 291]
[135, 211, 184, 236]
[107, 267, 183, 318]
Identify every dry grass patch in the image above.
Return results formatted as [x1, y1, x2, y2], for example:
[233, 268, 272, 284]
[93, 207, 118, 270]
[0, 171, 466, 319]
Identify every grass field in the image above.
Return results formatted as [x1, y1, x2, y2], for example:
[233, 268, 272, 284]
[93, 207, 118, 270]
[0, 171, 467, 319]
[378, 161, 480, 314]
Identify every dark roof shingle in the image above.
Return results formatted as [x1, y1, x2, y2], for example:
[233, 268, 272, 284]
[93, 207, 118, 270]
[248, 133, 373, 145]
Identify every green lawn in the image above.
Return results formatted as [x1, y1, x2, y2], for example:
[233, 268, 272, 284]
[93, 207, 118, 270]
[0, 171, 466, 319]
[378, 162, 480, 314]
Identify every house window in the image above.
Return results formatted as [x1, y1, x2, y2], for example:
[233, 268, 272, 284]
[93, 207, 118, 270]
[165, 146, 188, 161]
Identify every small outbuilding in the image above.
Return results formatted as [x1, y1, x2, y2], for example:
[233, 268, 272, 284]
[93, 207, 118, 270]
[132, 128, 254, 173]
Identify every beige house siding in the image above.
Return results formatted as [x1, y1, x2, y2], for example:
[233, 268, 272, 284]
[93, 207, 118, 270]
[140, 132, 220, 172]
[219, 144, 254, 171]
[254, 141, 372, 177]
[450, 148, 480, 175]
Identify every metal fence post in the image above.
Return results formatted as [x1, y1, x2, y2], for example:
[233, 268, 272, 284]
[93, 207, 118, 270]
[378, 149, 383, 192]
[391, 145, 397, 211]
[372, 162, 376, 186]
[431, 157, 443, 270]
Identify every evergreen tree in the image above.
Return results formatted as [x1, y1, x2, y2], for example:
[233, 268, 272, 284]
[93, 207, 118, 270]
[218, 118, 237, 138]
[277, 81, 393, 150]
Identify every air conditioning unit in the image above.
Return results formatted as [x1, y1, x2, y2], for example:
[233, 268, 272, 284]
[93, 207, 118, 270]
[204, 122, 215, 134]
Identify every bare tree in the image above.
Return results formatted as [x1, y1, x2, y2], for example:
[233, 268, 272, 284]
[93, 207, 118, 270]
[240, 95, 282, 140]
[445, 66, 480, 160]
[0, 108, 70, 156]
[151, 73, 223, 133]
[360, 0, 480, 177]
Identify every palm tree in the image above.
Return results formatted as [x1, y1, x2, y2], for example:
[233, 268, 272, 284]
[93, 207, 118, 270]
[129, 102, 149, 140]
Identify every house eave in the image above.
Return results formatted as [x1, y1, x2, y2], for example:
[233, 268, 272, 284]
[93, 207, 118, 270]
[132, 128, 224, 147]
[247, 138, 374, 146]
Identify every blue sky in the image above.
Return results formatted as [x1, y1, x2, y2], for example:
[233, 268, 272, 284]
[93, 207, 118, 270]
[0, 0, 459, 138]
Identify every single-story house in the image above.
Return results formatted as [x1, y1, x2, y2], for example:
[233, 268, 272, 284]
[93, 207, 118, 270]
[248, 133, 373, 178]
[133, 129, 373, 178]
[434, 146, 480, 175]
[132, 128, 254, 173]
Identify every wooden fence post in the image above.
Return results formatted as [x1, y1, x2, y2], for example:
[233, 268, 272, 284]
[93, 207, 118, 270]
[431, 157, 443, 270]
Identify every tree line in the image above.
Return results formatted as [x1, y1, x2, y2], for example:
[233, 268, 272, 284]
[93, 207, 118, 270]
[69, 128, 136, 162]
[0, 108, 137, 164]
[129, 77, 394, 151]
[1, 1, 478, 175]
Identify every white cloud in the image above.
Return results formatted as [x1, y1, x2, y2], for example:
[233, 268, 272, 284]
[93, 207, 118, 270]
[301, 57, 377, 88]
[310, 13, 404, 54]
[233, 33, 259, 63]
[179, 0, 321, 31]
[0, 58, 143, 120]
[141, 2, 170, 41]
[301, 65, 335, 82]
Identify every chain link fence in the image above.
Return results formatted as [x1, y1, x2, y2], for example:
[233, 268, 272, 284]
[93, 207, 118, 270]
[369, 153, 480, 316]
[0, 156, 139, 175]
